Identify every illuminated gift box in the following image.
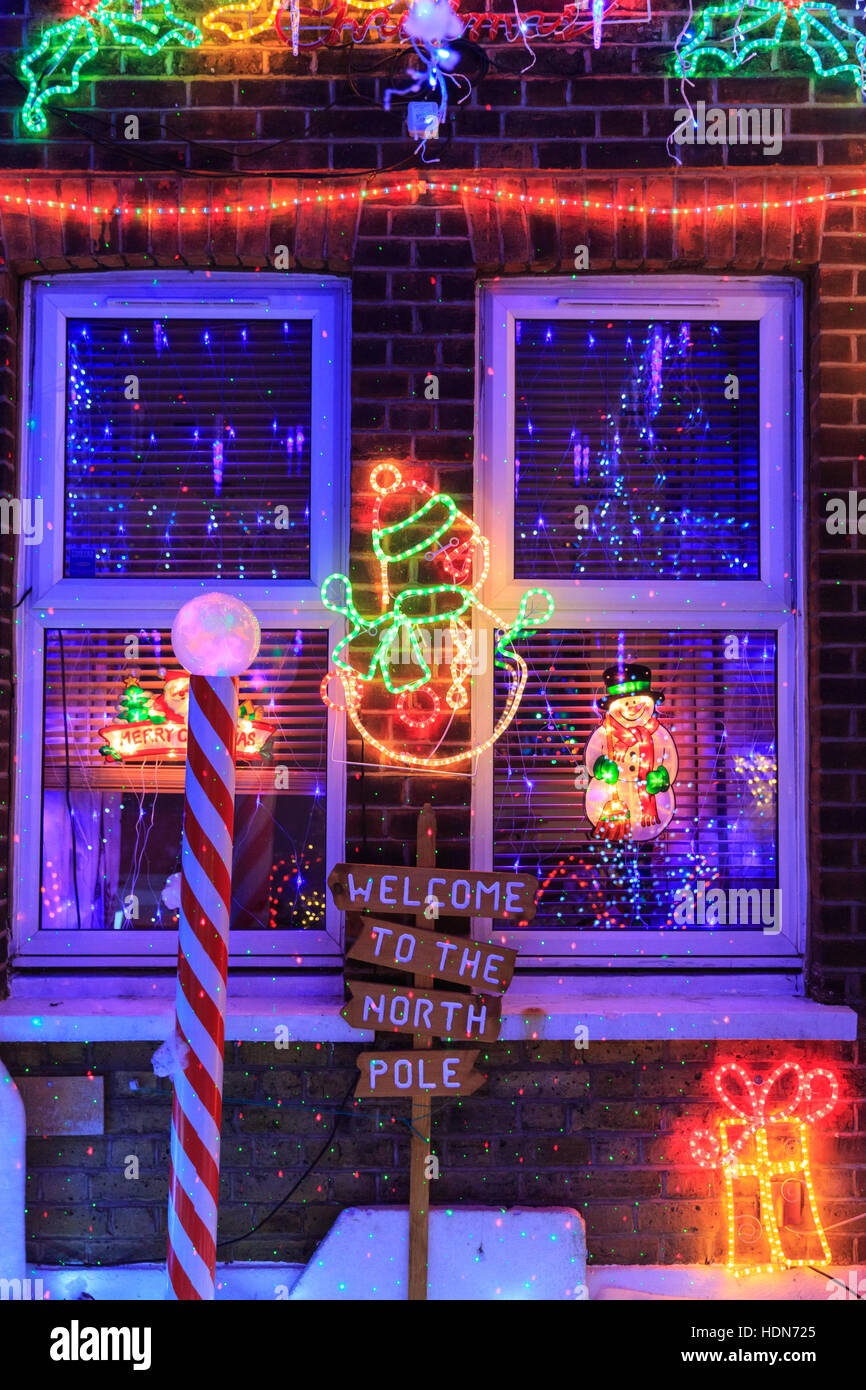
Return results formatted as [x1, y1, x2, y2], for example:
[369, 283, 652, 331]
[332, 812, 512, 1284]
[691, 1062, 839, 1277]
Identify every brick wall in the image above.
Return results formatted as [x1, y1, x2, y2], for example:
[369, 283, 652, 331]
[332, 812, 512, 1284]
[1, 1035, 863, 1268]
[1, 0, 865, 1268]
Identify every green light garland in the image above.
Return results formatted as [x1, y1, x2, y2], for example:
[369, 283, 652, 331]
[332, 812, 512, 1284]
[320, 465, 554, 767]
[20, 0, 202, 136]
[675, 2, 866, 93]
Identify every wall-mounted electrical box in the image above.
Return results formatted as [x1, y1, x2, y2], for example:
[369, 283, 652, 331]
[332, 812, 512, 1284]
[408, 102, 440, 141]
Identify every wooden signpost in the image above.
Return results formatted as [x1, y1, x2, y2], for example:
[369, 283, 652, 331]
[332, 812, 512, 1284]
[330, 808, 538, 1301]
[341, 980, 502, 1042]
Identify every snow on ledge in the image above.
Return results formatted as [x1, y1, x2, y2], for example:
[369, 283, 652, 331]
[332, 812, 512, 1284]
[19, 1262, 865, 1302]
[500, 991, 857, 1041]
[0, 991, 855, 1042]
[0, 996, 371, 1043]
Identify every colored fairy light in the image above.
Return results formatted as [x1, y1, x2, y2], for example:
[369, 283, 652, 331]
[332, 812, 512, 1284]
[212, 439, 224, 495]
[7, 178, 866, 223]
[675, 2, 866, 94]
[20, 0, 203, 134]
[734, 750, 777, 815]
[320, 463, 554, 768]
[690, 1061, 839, 1277]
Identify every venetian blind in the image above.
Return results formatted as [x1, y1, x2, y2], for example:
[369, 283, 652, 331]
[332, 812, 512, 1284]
[493, 630, 777, 933]
[42, 629, 328, 797]
[64, 316, 313, 579]
[513, 318, 760, 581]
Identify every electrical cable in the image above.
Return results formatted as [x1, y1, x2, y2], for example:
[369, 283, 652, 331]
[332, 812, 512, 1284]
[3, 24, 473, 174]
[215, 1074, 357, 1250]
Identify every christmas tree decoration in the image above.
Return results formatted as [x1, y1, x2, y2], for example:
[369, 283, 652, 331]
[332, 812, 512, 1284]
[584, 664, 679, 843]
[690, 1061, 840, 1277]
[321, 463, 554, 768]
[675, 2, 866, 96]
[166, 594, 260, 1302]
[20, 0, 202, 134]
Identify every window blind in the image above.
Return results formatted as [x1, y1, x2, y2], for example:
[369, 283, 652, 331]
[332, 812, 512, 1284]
[493, 630, 777, 933]
[40, 630, 329, 931]
[513, 318, 760, 581]
[65, 317, 313, 579]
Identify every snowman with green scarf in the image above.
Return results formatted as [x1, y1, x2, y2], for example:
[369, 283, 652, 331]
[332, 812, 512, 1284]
[584, 663, 678, 843]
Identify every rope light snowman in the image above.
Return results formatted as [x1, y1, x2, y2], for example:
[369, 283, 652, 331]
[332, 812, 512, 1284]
[584, 662, 679, 843]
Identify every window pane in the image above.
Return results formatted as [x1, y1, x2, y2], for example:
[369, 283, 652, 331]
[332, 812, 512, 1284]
[494, 630, 777, 932]
[40, 629, 328, 931]
[65, 317, 313, 579]
[513, 319, 760, 580]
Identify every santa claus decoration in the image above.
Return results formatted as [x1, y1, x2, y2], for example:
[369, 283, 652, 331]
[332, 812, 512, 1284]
[584, 663, 678, 843]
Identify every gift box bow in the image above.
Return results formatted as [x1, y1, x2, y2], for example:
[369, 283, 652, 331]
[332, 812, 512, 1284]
[691, 1061, 839, 1170]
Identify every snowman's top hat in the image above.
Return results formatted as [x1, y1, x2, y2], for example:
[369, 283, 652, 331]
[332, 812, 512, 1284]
[598, 662, 664, 711]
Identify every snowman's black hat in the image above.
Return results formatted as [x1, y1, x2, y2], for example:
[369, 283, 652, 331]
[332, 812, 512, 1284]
[598, 662, 664, 711]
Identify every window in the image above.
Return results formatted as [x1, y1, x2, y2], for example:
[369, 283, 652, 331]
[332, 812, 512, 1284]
[474, 277, 804, 970]
[14, 273, 348, 967]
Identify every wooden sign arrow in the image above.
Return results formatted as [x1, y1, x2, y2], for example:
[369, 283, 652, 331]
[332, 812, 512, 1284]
[328, 864, 538, 920]
[354, 1049, 485, 1099]
[342, 980, 502, 1042]
[346, 918, 518, 993]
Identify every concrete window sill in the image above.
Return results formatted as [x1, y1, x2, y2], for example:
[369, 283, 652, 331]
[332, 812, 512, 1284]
[0, 988, 856, 1042]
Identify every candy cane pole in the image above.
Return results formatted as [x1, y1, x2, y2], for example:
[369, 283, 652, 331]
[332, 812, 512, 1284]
[166, 593, 261, 1301]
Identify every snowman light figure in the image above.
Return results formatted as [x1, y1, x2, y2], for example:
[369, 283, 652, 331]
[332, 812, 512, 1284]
[584, 663, 678, 843]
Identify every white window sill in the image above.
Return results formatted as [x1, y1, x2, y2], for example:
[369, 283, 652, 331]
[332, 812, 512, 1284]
[0, 987, 855, 1042]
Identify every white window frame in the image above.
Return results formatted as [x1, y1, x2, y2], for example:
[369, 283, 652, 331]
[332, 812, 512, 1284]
[13, 271, 349, 969]
[472, 275, 806, 972]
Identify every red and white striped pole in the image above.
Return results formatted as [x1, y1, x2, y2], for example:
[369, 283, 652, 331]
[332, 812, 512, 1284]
[166, 594, 261, 1301]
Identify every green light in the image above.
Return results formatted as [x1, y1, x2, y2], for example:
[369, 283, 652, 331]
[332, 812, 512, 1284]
[320, 468, 554, 765]
[608, 678, 650, 697]
[675, 2, 866, 93]
[20, 0, 202, 136]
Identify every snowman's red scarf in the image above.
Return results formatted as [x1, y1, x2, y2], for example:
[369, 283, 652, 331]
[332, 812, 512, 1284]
[603, 711, 661, 829]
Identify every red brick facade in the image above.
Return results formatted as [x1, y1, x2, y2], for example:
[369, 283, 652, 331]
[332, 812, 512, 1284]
[1, 1, 864, 1270]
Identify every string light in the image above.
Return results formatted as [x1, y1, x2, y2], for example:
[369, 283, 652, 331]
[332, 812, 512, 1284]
[676, 2, 866, 95]
[202, 0, 284, 40]
[19, 0, 203, 135]
[734, 751, 777, 816]
[5, 178, 866, 226]
[320, 464, 554, 768]
[691, 1061, 840, 1277]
